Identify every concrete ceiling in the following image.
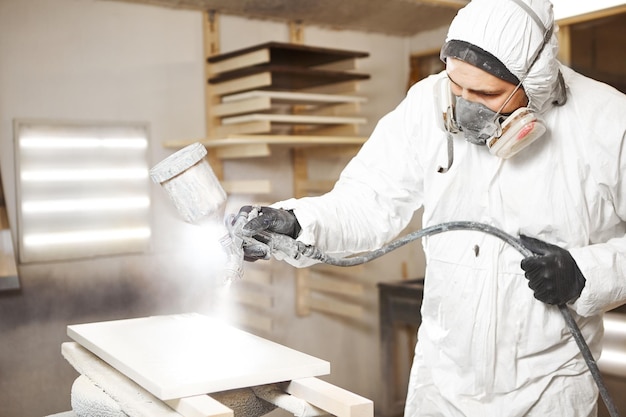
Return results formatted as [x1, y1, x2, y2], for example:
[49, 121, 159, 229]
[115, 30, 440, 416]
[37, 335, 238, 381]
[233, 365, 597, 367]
[105, 0, 467, 36]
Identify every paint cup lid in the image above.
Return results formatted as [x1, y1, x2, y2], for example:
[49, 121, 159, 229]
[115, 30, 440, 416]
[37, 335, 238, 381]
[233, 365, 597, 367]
[150, 142, 208, 184]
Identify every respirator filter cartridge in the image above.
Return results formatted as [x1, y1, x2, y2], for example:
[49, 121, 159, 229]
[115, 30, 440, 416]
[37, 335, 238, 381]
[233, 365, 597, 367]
[487, 107, 546, 159]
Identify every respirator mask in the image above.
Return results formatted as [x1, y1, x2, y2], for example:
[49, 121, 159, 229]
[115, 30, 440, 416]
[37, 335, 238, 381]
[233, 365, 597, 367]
[434, 77, 547, 160]
[434, 0, 555, 168]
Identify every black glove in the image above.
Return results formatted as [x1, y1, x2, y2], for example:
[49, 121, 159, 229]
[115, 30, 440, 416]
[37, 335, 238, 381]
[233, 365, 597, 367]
[520, 235, 586, 305]
[238, 206, 301, 262]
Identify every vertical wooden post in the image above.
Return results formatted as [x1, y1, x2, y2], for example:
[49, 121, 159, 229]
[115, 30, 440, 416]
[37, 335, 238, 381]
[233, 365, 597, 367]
[288, 19, 312, 316]
[202, 10, 223, 178]
[293, 149, 311, 316]
[289, 20, 305, 45]
[557, 24, 571, 66]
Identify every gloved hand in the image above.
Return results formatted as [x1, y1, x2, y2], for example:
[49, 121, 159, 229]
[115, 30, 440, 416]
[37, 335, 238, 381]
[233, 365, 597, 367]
[520, 235, 586, 305]
[238, 206, 301, 262]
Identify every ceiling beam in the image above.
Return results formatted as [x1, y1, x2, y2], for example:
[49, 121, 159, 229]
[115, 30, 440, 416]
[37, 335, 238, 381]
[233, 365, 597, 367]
[414, 0, 469, 8]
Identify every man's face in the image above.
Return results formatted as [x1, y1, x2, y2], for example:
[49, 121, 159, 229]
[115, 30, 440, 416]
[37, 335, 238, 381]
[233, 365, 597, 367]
[446, 58, 529, 114]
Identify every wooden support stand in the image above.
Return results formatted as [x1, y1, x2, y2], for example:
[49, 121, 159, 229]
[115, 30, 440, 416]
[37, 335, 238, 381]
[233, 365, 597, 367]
[62, 314, 374, 417]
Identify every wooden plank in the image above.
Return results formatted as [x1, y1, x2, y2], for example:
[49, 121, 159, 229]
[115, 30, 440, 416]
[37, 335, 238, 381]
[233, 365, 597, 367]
[166, 395, 233, 417]
[61, 342, 182, 417]
[209, 48, 270, 75]
[221, 113, 366, 126]
[296, 269, 311, 317]
[209, 66, 369, 91]
[211, 72, 272, 96]
[228, 290, 273, 309]
[307, 297, 363, 319]
[207, 41, 368, 68]
[299, 103, 360, 117]
[224, 135, 366, 145]
[214, 144, 271, 159]
[240, 267, 272, 286]
[67, 314, 330, 400]
[307, 125, 359, 136]
[222, 180, 271, 194]
[312, 263, 365, 275]
[295, 144, 362, 158]
[161, 135, 367, 149]
[212, 96, 271, 117]
[312, 58, 357, 71]
[300, 81, 359, 95]
[215, 120, 271, 137]
[296, 179, 335, 195]
[306, 275, 364, 296]
[286, 377, 373, 417]
[221, 90, 366, 105]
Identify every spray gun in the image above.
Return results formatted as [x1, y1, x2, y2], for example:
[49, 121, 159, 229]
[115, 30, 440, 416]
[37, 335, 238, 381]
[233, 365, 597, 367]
[149, 143, 303, 283]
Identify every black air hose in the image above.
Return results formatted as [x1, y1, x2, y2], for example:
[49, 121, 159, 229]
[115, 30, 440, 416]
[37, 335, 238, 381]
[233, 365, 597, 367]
[296, 221, 620, 417]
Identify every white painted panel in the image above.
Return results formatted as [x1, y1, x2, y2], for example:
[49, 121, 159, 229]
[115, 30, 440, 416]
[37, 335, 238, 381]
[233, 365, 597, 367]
[67, 313, 330, 401]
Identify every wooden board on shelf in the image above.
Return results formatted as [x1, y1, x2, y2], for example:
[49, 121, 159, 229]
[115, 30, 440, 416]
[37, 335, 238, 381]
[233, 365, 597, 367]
[222, 90, 367, 105]
[67, 313, 330, 401]
[207, 42, 369, 73]
[210, 73, 272, 96]
[222, 179, 271, 194]
[214, 91, 366, 118]
[213, 96, 271, 117]
[221, 113, 367, 126]
[209, 66, 370, 92]
[162, 134, 367, 150]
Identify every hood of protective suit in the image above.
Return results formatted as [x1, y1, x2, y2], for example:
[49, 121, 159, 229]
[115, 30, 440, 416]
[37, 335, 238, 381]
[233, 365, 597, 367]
[443, 0, 564, 114]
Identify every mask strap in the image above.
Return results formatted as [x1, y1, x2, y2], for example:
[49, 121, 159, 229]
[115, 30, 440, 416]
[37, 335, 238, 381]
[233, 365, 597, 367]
[437, 132, 455, 173]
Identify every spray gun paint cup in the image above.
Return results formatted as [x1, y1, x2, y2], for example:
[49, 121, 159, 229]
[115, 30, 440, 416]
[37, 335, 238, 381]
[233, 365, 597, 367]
[149, 143, 227, 223]
[150, 143, 243, 282]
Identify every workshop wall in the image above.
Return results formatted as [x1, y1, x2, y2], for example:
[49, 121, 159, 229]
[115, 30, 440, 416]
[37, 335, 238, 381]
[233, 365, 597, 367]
[0, 1, 210, 416]
[0, 0, 444, 416]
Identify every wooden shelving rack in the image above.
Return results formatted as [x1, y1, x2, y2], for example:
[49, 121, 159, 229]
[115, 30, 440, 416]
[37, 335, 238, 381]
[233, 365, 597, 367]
[165, 33, 371, 153]
[165, 12, 372, 325]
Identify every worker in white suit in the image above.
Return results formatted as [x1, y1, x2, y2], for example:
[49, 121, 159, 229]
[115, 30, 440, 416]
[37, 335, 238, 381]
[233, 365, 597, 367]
[239, 0, 626, 415]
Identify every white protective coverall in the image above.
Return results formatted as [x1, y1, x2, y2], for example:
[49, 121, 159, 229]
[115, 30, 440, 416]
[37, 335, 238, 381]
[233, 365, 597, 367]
[273, 0, 626, 416]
